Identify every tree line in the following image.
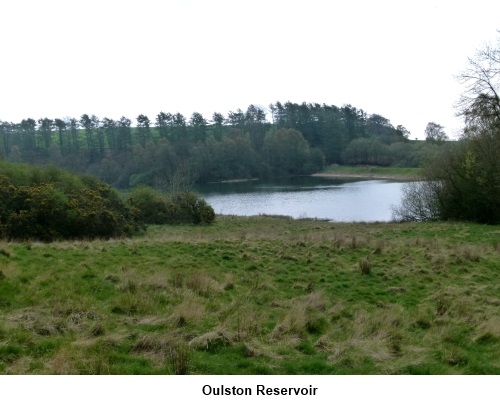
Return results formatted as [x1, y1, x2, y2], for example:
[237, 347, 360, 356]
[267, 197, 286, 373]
[1, 102, 448, 188]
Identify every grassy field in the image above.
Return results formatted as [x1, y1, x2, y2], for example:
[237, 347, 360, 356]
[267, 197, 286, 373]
[315, 165, 422, 179]
[0, 215, 499, 374]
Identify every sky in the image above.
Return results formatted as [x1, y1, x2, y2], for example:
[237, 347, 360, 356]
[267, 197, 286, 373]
[1, 0, 499, 139]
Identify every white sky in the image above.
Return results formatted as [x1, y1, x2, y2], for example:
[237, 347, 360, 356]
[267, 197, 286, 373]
[1, 0, 499, 139]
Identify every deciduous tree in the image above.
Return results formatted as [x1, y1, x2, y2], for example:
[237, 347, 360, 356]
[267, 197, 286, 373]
[425, 122, 448, 144]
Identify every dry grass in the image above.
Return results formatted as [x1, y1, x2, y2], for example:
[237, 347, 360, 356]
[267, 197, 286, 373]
[272, 292, 329, 339]
[172, 293, 206, 327]
[186, 272, 222, 297]
[453, 244, 482, 263]
[189, 330, 232, 352]
[359, 257, 372, 275]
[0, 247, 11, 258]
[1, 216, 499, 374]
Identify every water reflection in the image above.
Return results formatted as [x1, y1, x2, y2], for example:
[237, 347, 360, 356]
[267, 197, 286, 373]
[195, 176, 405, 222]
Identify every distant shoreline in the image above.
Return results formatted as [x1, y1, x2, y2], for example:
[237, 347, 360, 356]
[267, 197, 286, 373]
[311, 165, 421, 181]
[310, 172, 413, 181]
[205, 168, 418, 184]
[208, 178, 259, 184]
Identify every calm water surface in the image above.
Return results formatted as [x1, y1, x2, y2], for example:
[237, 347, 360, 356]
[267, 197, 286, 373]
[195, 176, 405, 222]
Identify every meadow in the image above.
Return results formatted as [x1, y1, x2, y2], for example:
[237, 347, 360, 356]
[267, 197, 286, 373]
[316, 165, 421, 179]
[0, 215, 499, 374]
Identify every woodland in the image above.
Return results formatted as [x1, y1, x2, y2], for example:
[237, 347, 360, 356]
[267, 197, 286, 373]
[1, 102, 448, 190]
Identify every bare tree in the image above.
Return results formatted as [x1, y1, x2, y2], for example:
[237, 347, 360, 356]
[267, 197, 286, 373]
[154, 160, 195, 194]
[392, 179, 442, 222]
[456, 31, 500, 131]
[396, 32, 500, 224]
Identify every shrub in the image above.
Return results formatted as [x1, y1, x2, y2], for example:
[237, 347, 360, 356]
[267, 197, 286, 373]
[171, 191, 215, 224]
[128, 187, 215, 225]
[0, 163, 141, 241]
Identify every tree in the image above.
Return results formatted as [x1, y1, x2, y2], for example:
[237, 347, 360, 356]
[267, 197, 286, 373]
[189, 112, 207, 142]
[136, 114, 151, 147]
[396, 34, 500, 224]
[68, 118, 80, 152]
[80, 114, 93, 154]
[227, 109, 245, 131]
[396, 125, 411, 140]
[425, 122, 448, 144]
[456, 32, 500, 128]
[367, 114, 392, 137]
[54, 118, 67, 153]
[0, 121, 13, 158]
[117, 116, 132, 150]
[171, 112, 187, 143]
[102, 118, 117, 152]
[212, 112, 225, 140]
[38, 118, 54, 149]
[341, 104, 366, 141]
[20, 118, 37, 152]
[92, 115, 104, 158]
[392, 180, 442, 222]
[245, 104, 267, 151]
[262, 128, 312, 177]
[156, 111, 171, 139]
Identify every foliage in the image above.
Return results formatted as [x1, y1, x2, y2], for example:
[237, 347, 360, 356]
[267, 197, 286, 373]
[425, 122, 449, 144]
[0, 100, 440, 188]
[262, 128, 322, 177]
[342, 138, 392, 166]
[428, 131, 500, 223]
[127, 186, 215, 225]
[0, 163, 141, 241]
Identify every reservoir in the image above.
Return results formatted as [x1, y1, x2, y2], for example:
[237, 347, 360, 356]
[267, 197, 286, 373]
[195, 176, 405, 222]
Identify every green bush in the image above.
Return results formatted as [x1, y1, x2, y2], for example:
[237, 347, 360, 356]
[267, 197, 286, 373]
[0, 162, 215, 241]
[128, 187, 215, 225]
[126, 186, 176, 225]
[171, 191, 216, 225]
[0, 163, 141, 241]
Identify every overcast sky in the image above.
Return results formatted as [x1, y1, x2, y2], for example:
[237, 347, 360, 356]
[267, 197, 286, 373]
[1, 0, 499, 139]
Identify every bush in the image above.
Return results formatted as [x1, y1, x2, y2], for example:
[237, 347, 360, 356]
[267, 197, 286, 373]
[0, 163, 141, 241]
[171, 191, 216, 225]
[128, 187, 215, 225]
[394, 133, 499, 224]
[66, 186, 141, 239]
[126, 186, 175, 225]
[435, 132, 499, 224]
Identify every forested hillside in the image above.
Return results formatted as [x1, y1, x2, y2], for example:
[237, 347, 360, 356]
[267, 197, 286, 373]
[1, 102, 449, 188]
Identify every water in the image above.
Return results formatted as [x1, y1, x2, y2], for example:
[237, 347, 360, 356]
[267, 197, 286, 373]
[195, 176, 405, 222]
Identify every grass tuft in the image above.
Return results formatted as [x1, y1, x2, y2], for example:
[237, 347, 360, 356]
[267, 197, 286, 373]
[359, 258, 372, 275]
[0, 247, 11, 258]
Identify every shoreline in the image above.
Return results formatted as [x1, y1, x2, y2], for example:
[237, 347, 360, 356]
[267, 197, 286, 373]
[205, 168, 419, 184]
[208, 178, 259, 184]
[310, 172, 414, 181]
